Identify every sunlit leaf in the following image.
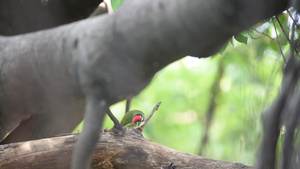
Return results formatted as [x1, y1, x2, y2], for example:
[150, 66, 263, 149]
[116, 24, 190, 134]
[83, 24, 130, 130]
[274, 14, 290, 45]
[111, 0, 124, 10]
[256, 41, 268, 60]
[234, 33, 248, 45]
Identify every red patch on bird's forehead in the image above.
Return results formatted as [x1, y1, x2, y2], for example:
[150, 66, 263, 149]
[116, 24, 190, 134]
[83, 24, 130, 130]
[132, 115, 141, 123]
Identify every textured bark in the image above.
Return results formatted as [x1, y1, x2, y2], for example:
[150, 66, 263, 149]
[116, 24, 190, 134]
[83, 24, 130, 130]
[0, 0, 102, 35]
[0, 0, 288, 144]
[0, 129, 253, 169]
[0, 0, 290, 168]
[256, 56, 300, 169]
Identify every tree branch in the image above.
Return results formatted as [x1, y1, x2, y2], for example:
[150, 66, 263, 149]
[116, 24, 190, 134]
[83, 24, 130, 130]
[0, 0, 102, 35]
[0, 0, 290, 168]
[141, 101, 161, 129]
[272, 18, 287, 63]
[0, 130, 253, 169]
[0, 0, 288, 142]
[256, 56, 300, 169]
[125, 95, 133, 114]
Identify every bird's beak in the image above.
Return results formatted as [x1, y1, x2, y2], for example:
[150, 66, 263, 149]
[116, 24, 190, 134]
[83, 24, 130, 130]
[136, 121, 141, 126]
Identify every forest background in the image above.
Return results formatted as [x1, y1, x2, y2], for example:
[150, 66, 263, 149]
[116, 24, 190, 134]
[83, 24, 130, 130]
[73, 1, 293, 166]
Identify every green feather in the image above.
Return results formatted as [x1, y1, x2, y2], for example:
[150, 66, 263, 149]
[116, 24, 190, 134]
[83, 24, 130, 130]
[120, 110, 145, 129]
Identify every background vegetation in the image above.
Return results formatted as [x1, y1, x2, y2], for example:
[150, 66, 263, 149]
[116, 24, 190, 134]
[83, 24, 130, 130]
[74, 2, 297, 166]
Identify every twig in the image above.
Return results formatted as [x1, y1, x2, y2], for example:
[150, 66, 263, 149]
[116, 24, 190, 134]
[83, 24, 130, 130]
[252, 27, 278, 42]
[279, 12, 300, 57]
[106, 108, 120, 126]
[290, 12, 296, 60]
[125, 95, 133, 114]
[141, 101, 162, 129]
[247, 31, 261, 40]
[106, 108, 125, 133]
[275, 15, 291, 45]
[272, 18, 287, 63]
[287, 9, 299, 29]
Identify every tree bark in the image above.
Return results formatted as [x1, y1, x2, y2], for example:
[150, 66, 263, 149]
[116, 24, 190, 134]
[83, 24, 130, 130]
[0, 0, 102, 35]
[0, 0, 293, 168]
[0, 0, 289, 144]
[0, 129, 253, 169]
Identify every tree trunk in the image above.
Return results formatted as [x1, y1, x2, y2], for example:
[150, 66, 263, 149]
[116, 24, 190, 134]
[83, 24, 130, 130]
[0, 129, 253, 169]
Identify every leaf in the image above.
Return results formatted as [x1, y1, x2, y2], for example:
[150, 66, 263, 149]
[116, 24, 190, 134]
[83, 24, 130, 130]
[219, 41, 229, 55]
[269, 40, 279, 52]
[234, 33, 248, 45]
[111, 0, 124, 10]
[256, 41, 268, 60]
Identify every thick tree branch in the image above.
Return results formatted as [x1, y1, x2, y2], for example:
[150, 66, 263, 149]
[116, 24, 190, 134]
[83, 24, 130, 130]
[0, 130, 253, 169]
[256, 56, 300, 169]
[0, 0, 102, 35]
[0, 0, 290, 168]
[0, 0, 288, 142]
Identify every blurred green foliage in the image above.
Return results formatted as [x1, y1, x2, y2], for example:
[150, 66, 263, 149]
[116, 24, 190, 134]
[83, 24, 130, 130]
[74, 4, 295, 166]
[102, 28, 284, 165]
[111, 0, 124, 10]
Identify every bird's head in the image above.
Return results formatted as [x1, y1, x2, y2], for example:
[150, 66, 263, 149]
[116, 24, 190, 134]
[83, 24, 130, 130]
[132, 113, 144, 127]
[120, 110, 145, 131]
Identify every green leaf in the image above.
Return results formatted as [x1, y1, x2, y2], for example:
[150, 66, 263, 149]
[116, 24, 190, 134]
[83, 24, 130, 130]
[111, 0, 124, 10]
[219, 42, 229, 55]
[234, 33, 248, 45]
[256, 41, 268, 60]
[269, 40, 279, 52]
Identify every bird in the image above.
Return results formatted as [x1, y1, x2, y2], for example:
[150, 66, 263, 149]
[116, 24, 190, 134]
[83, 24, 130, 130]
[120, 110, 145, 131]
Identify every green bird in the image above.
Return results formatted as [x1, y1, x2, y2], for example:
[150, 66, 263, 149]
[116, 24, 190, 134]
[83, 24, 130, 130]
[120, 110, 145, 131]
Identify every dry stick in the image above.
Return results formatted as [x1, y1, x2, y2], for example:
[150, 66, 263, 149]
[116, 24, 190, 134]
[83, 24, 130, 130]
[106, 108, 124, 131]
[287, 10, 299, 29]
[275, 15, 299, 56]
[106, 108, 119, 125]
[272, 18, 287, 63]
[275, 15, 299, 55]
[247, 31, 261, 40]
[106, 108, 125, 134]
[141, 101, 162, 129]
[289, 12, 298, 59]
[125, 95, 133, 114]
[252, 27, 279, 42]
[275, 15, 291, 44]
